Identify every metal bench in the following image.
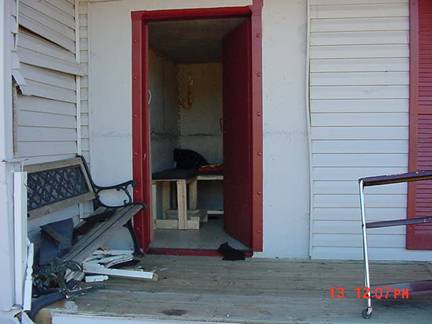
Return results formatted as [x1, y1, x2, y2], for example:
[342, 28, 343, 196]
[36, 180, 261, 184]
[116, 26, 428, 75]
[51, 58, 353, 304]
[25, 156, 145, 292]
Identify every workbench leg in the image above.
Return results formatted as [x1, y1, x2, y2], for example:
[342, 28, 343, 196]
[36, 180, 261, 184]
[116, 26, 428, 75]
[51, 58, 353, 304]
[189, 179, 198, 210]
[161, 181, 170, 219]
[152, 184, 157, 223]
[176, 180, 187, 230]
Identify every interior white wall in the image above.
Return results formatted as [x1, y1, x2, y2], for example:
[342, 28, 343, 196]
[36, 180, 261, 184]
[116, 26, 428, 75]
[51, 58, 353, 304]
[149, 49, 178, 172]
[177, 63, 224, 211]
[149, 59, 223, 168]
[178, 63, 223, 164]
[89, 0, 310, 258]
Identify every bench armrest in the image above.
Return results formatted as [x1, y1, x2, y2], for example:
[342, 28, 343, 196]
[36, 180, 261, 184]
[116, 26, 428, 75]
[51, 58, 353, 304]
[94, 180, 136, 208]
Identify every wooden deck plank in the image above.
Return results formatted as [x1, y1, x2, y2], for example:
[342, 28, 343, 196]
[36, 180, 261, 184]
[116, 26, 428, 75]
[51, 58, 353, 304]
[47, 256, 432, 323]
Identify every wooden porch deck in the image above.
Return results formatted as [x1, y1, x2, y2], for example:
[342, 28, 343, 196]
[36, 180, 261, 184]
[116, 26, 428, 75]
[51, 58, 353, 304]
[46, 255, 432, 323]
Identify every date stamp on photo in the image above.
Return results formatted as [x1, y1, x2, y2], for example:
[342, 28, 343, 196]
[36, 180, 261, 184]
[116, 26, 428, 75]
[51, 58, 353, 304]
[329, 287, 410, 300]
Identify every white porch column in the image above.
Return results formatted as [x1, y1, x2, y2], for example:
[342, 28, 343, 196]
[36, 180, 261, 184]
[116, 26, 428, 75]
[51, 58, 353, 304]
[0, 0, 18, 321]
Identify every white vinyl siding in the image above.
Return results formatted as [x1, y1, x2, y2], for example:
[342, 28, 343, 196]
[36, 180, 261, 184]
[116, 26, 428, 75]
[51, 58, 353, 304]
[19, 0, 76, 53]
[78, 1, 90, 164]
[309, 0, 432, 260]
[14, 0, 79, 164]
[13, 0, 82, 234]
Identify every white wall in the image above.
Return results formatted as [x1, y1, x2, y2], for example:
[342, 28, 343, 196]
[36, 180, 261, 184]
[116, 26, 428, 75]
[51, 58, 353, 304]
[309, 0, 432, 261]
[88, 0, 310, 258]
[259, 0, 309, 258]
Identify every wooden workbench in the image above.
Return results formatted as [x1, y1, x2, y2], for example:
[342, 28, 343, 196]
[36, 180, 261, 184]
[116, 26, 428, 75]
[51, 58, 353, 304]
[152, 169, 199, 230]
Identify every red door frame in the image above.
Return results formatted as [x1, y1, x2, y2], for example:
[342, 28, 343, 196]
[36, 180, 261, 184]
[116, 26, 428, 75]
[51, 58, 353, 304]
[131, 1, 263, 253]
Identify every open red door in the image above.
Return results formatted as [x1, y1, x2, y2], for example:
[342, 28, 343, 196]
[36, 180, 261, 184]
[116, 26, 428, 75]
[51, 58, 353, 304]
[222, 20, 253, 248]
[133, 2, 262, 253]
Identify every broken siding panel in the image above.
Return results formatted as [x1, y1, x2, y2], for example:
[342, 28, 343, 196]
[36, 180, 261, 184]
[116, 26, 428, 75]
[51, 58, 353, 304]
[20, 80, 76, 103]
[20, 0, 75, 30]
[14, 1, 79, 165]
[18, 63, 76, 103]
[309, 0, 417, 260]
[17, 28, 80, 75]
[19, 3, 75, 52]
[20, 63, 76, 90]
[13, 0, 83, 230]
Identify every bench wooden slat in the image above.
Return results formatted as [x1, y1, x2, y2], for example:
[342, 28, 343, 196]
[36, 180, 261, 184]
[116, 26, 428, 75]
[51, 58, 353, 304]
[29, 192, 96, 220]
[63, 204, 142, 263]
[24, 157, 83, 173]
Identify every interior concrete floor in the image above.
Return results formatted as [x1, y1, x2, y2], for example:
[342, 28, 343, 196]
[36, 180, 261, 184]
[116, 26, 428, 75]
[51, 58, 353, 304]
[47, 256, 432, 323]
[150, 217, 248, 250]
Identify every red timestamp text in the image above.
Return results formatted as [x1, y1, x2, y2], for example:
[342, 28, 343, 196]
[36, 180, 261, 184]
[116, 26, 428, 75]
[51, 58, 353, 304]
[329, 287, 410, 300]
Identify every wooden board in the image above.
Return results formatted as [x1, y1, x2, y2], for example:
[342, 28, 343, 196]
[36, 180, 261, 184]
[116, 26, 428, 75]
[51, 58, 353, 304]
[165, 209, 208, 223]
[176, 180, 187, 230]
[188, 178, 197, 210]
[64, 205, 142, 263]
[197, 174, 223, 181]
[155, 217, 200, 230]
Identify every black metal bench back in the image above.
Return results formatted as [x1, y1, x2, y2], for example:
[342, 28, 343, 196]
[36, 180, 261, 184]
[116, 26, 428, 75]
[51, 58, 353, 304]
[25, 157, 96, 219]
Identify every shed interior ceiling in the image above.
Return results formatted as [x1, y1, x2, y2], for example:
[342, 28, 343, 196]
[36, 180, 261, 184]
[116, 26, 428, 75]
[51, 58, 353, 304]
[149, 18, 246, 63]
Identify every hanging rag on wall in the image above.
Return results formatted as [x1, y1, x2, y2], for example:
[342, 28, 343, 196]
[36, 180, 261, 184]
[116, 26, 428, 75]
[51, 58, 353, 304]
[177, 71, 194, 110]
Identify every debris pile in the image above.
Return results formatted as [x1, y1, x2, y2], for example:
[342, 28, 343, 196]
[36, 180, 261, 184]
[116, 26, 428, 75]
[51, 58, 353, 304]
[82, 249, 157, 281]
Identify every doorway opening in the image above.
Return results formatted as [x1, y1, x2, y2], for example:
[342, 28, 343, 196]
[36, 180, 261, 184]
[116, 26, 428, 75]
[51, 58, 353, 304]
[131, 3, 263, 255]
